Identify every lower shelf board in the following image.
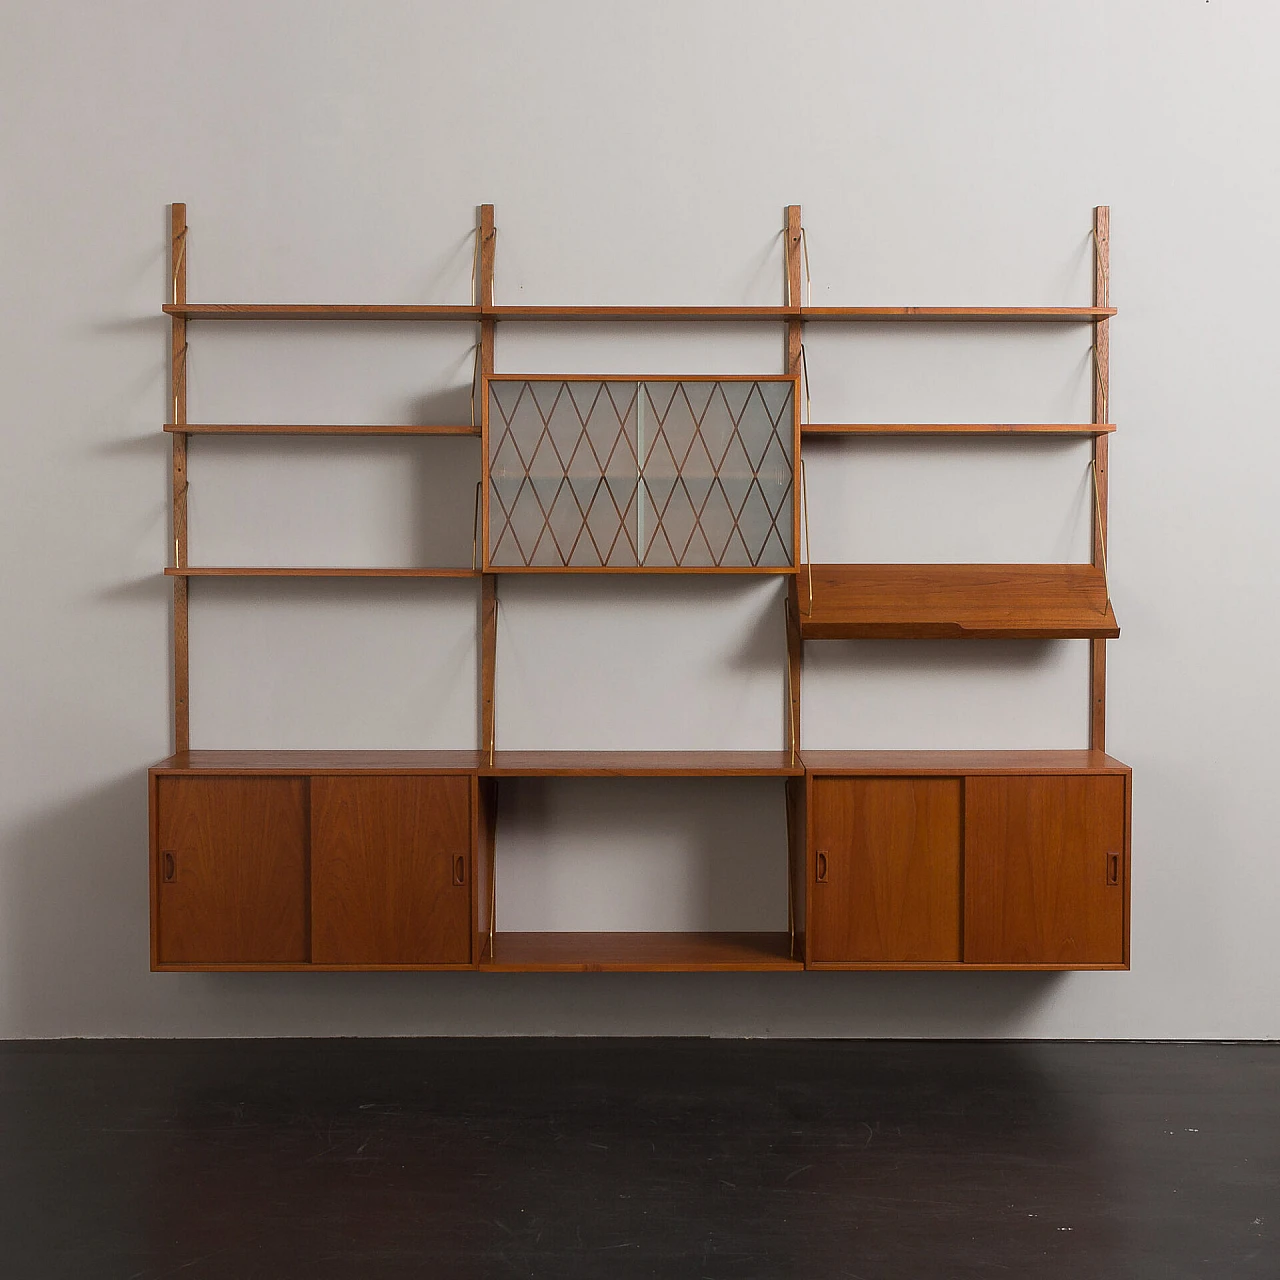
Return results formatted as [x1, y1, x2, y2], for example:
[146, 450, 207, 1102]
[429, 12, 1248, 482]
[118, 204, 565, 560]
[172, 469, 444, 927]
[481, 751, 804, 777]
[480, 932, 804, 972]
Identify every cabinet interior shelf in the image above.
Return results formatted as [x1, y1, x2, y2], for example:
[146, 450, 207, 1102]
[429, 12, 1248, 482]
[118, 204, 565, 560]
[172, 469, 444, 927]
[165, 423, 479, 436]
[164, 303, 1116, 324]
[165, 567, 478, 578]
[802, 423, 1116, 437]
[480, 932, 803, 972]
[800, 563, 1119, 640]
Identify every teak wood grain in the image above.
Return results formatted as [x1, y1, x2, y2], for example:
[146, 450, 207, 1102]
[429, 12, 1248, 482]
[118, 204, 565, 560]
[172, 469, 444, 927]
[481, 932, 802, 972]
[1091, 205, 1112, 751]
[170, 203, 189, 752]
[152, 750, 484, 774]
[480, 751, 805, 777]
[484, 306, 799, 322]
[800, 306, 1115, 322]
[964, 774, 1127, 965]
[801, 750, 1129, 776]
[800, 563, 1119, 639]
[480, 575, 497, 759]
[164, 423, 479, 436]
[163, 303, 482, 321]
[808, 777, 962, 964]
[154, 776, 308, 965]
[801, 423, 1116, 437]
[163, 303, 1117, 324]
[164, 567, 478, 578]
[310, 776, 472, 965]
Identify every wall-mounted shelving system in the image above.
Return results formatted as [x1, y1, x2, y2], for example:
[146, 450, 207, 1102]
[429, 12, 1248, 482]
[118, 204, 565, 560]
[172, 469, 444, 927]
[150, 203, 1128, 974]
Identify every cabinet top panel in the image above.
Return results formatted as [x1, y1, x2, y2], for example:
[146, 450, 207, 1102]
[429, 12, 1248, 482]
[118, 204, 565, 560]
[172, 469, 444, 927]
[152, 750, 486, 774]
[802, 750, 1130, 776]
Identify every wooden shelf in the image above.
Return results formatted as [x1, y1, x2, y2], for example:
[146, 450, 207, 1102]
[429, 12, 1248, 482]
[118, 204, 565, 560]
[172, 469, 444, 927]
[800, 306, 1115, 322]
[801, 749, 1130, 775]
[165, 567, 478, 578]
[152, 750, 485, 774]
[165, 423, 479, 436]
[486, 305, 799, 322]
[164, 303, 1116, 325]
[802, 423, 1116, 437]
[481, 932, 802, 972]
[163, 304, 481, 321]
[481, 751, 804, 777]
[799, 563, 1119, 640]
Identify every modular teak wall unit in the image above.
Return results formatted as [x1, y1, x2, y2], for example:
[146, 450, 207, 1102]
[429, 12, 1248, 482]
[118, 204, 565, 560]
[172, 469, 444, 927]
[150, 203, 1129, 973]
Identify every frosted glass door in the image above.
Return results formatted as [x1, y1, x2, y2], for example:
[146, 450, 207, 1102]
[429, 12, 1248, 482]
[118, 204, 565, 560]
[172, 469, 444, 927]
[486, 377, 795, 570]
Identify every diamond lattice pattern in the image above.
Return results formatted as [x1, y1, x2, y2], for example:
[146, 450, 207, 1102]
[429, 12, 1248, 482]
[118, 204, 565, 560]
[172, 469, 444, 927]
[487, 379, 795, 569]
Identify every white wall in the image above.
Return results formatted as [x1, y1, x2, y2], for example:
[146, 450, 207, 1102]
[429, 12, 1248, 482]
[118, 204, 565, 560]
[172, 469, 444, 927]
[2, 0, 1277, 1038]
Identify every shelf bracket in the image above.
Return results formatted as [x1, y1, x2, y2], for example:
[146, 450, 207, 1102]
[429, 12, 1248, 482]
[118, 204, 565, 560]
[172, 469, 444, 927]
[1090, 458, 1111, 608]
[799, 459, 813, 616]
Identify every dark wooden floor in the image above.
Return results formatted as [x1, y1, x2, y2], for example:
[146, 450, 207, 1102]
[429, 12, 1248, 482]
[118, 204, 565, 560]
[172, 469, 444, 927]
[0, 1039, 1275, 1279]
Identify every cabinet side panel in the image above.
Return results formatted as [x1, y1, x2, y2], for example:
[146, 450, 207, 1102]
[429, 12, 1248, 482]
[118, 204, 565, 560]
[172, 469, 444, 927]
[474, 776, 497, 963]
[965, 774, 1125, 964]
[156, 776, 308, 964]
[311, 776, 471, 965]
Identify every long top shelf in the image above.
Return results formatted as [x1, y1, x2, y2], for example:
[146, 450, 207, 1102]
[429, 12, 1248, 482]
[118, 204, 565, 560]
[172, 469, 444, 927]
[165, 303, 1116, 323]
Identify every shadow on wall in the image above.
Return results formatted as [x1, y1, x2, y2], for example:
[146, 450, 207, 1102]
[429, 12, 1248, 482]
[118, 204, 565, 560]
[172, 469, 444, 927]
[5, 770, 154, 1037]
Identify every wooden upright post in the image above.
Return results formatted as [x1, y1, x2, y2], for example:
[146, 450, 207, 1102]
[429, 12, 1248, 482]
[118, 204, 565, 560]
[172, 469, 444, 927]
[170, 203, 190, 753]
[478, 205, 497, 762]
[1090, 206, 1110, 752]
[784, 206, 804, 756]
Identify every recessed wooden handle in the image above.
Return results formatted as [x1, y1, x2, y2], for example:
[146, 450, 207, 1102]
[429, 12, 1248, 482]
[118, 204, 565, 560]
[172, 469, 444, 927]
[1105, 852, 1120, 886]
[816, 850, 828, 883]
[453, 854, 466, 887]
[163, 851, 176, 882]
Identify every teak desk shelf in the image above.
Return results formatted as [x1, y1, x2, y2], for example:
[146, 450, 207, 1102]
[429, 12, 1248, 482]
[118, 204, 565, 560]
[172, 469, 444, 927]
[798, 564, 1119, 640]
[151, 202, 1129, 975]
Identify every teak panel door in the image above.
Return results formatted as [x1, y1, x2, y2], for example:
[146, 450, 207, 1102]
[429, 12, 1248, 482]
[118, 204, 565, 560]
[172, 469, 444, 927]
[964, 775, 1126, 965]
[310, 776, 471, 965]
[809, 777, 962, 963]
[155, 776, 308, 964]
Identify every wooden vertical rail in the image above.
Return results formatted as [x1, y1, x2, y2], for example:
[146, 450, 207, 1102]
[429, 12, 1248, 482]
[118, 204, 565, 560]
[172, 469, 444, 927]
[481, 576, 497, 765]
[786, 582, 802, 766]
[170, 203, 190, 752]
[784, 206, 804, 753]
[1090, 206, 1110, 752]
[478, 205, 497, 762]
